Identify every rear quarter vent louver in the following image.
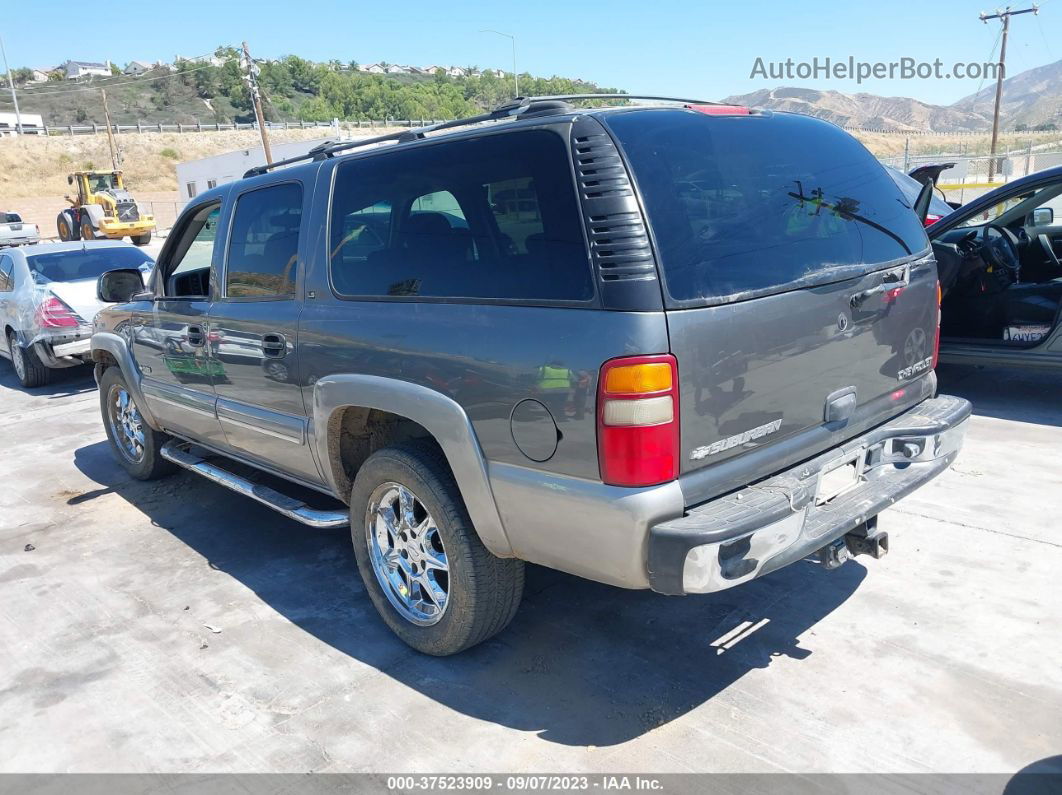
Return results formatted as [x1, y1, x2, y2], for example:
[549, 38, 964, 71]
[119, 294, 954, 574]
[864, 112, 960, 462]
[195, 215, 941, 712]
[571, 118, 658, 290]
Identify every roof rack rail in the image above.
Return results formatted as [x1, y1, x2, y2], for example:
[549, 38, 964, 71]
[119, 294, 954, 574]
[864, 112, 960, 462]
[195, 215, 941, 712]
[242, 102, 534, 178]
[241, 94, 726, 178]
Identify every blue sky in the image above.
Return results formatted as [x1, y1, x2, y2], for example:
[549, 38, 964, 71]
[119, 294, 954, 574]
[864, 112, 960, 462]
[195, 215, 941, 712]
[3, 0, 1060, 106]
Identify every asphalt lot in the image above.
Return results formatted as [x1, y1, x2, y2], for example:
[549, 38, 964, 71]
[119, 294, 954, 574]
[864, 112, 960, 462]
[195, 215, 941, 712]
[0, 360, 1060, 775]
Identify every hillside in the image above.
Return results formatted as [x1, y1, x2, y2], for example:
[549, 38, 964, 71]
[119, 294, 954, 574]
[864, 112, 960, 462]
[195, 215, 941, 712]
[725, 58, 1062, 132]
[0, 52, 623, 127]
[722, 86, 992, 132]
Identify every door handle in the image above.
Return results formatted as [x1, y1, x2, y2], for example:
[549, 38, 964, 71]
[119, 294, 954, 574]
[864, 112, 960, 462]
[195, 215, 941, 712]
[186, 325, 205, 347]
[262, 333, 287, 358]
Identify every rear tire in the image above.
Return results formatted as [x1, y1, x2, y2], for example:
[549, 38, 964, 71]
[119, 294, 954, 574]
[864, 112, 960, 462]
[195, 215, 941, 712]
[132, 231, 152, 246]
[350, 441, 524, 656]
[7, 331, 50, 388]
[99, 366, 177, 481]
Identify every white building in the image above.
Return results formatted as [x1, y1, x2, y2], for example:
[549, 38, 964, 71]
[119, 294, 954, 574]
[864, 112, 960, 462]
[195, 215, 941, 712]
[0, 111, 45, 136]
[29, 68, 53, 83]
[62, 60, 112, 80]
[176, 131, 359, 199]
[124, 60, 154, 76]
[384, 65, 409, 74]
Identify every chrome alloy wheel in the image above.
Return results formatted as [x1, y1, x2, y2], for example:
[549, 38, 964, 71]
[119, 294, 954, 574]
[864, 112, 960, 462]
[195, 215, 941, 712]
[9, 338, 25, 381]
[365, 482, 450, 626]
[107, 384, 146, 464]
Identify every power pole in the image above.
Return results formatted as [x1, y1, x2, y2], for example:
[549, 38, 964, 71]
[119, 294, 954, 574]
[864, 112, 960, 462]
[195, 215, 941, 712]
[0, 33, 23, 134]
[241, 41, 273, 165]
[100, 89, 120, 170]
[980, 5, 1039, 182]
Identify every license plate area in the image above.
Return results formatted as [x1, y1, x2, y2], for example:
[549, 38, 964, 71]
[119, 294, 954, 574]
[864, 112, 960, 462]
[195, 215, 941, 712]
[815, 448, 866, 505]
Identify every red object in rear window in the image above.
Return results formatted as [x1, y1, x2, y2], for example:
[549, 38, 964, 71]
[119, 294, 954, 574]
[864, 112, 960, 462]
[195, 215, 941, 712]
[35, 295, 82, 328]
[597, 354, 680, 487]
[685, 104, 751, 115]
[924, 214, 943, 227]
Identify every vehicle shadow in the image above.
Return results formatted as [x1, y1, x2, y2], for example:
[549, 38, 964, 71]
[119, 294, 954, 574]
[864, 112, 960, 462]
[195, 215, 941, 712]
[71, 439, 866, 747]
[0, 362, 96, 398]
[937, 364, 1062, 427]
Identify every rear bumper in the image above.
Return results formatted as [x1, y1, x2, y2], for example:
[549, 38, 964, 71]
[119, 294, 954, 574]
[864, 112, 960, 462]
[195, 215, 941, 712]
[647, 394, 971, 595]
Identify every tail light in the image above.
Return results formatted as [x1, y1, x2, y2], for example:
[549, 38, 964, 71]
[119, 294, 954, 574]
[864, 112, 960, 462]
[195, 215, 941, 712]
[597, 354, 680, 487]
[932, 280, 942, 369]
[35, 295, 82, 328]
[923, 213, 943, 227]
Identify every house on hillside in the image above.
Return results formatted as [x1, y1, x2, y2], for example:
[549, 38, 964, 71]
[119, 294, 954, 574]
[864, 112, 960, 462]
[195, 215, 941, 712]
[422, 65, 443, 75]
[177, 54, 225, 67]
[29, 68, 53, 83]
[385, 64, 409, 74]
[360, 63, 386, 74]
[62, 60, 112, 80]
[124, 60, 154, 76]
[446, 66, 466, 77]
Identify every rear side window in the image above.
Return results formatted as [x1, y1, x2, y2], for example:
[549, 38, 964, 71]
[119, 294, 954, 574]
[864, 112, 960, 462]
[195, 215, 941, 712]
[226, 183, 302, 298]
[607, 110, 929, 304]
[329, 129, 592, 302]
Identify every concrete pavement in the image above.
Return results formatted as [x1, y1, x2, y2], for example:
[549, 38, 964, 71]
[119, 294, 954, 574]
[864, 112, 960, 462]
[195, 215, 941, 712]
[0, 362, 1059, 774]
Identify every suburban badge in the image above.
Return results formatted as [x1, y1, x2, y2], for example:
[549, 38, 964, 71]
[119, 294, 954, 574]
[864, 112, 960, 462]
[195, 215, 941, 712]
[690, 419, 784, 460]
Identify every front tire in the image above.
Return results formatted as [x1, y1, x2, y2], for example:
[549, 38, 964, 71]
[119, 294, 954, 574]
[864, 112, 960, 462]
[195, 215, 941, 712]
[350, 441, 524, 656]
[132, 231, 152, 246]
[99, 367, 176, 480]
[81, 220, 95, 240]
[7, 332, 50, 388]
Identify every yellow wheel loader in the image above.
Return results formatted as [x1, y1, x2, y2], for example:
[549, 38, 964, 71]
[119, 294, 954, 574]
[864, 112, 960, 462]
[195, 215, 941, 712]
[56, 171, 156, 246]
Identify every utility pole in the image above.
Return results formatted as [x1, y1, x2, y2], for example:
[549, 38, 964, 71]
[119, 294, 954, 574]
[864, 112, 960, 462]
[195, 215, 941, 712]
[100, 89, 120, 170]
[241, 41, 273, 165]
[980, 5, 1039, 182]
[0, 33, 23, 135]
[480, 30, 518, 98]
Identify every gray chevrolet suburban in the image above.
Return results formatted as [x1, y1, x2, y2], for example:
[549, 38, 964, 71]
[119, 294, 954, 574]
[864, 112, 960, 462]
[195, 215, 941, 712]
[91, 96, 971, 655]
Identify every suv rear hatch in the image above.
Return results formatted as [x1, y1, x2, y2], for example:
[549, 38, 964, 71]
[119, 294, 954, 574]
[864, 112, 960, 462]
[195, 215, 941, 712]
[604, 109, 938, 495]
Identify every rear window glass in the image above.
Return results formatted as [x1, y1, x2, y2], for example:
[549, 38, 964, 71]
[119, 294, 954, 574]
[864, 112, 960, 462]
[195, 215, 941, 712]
[329, 129, 593, 302]
[606, 110, 929, 303]
[27, 247, 154, 282]
[3, 213, 22, 223]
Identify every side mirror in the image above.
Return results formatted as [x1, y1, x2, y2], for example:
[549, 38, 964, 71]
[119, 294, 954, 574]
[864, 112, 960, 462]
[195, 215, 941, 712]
[1031, 207, 1054, 227]
[67, 175, 74, 186]
[98, 268, 148, 303]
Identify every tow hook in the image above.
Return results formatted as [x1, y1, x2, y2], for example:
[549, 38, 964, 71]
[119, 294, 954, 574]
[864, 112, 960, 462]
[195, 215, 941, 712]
[844, 517, 890, 560]
[816, 518, 890, 570]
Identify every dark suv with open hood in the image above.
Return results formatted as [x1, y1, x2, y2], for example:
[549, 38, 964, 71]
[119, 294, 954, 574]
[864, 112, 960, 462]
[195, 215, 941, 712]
[91, 96, 971, 655]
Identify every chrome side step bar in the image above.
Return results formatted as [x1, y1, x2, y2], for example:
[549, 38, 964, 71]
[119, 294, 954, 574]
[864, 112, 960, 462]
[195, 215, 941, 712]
[160, 441, 349, 529]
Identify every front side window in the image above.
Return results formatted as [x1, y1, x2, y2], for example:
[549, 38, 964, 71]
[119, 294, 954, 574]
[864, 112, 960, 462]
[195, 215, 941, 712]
[329, 130, 592, 302]
[165, 204, 220, 298]
[607, 109, 930, 304]
[226, 183, 302, 298]
[958, 183, 1062, 227]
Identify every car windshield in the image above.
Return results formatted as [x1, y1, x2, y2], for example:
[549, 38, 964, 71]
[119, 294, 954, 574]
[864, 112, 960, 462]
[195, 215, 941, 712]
[3, 213, 21, 223]
[958, 183, 1062, 227]
[606, 109, 929, 303]
[28, 247, 153, 282]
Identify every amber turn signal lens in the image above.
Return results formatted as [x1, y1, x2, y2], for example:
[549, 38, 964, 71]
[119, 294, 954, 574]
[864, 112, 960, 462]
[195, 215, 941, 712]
[603, 363, 673, 394]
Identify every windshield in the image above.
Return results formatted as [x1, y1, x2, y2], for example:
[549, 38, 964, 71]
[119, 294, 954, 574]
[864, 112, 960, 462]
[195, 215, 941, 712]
[28, 247, 153, 282]
[90, 174, 119, 192]
[606, 110, 929, 303]
[958, 184, 1062, 227]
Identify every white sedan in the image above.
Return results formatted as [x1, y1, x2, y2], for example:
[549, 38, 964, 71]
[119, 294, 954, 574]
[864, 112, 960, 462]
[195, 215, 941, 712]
[0, 241, 153, 387]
